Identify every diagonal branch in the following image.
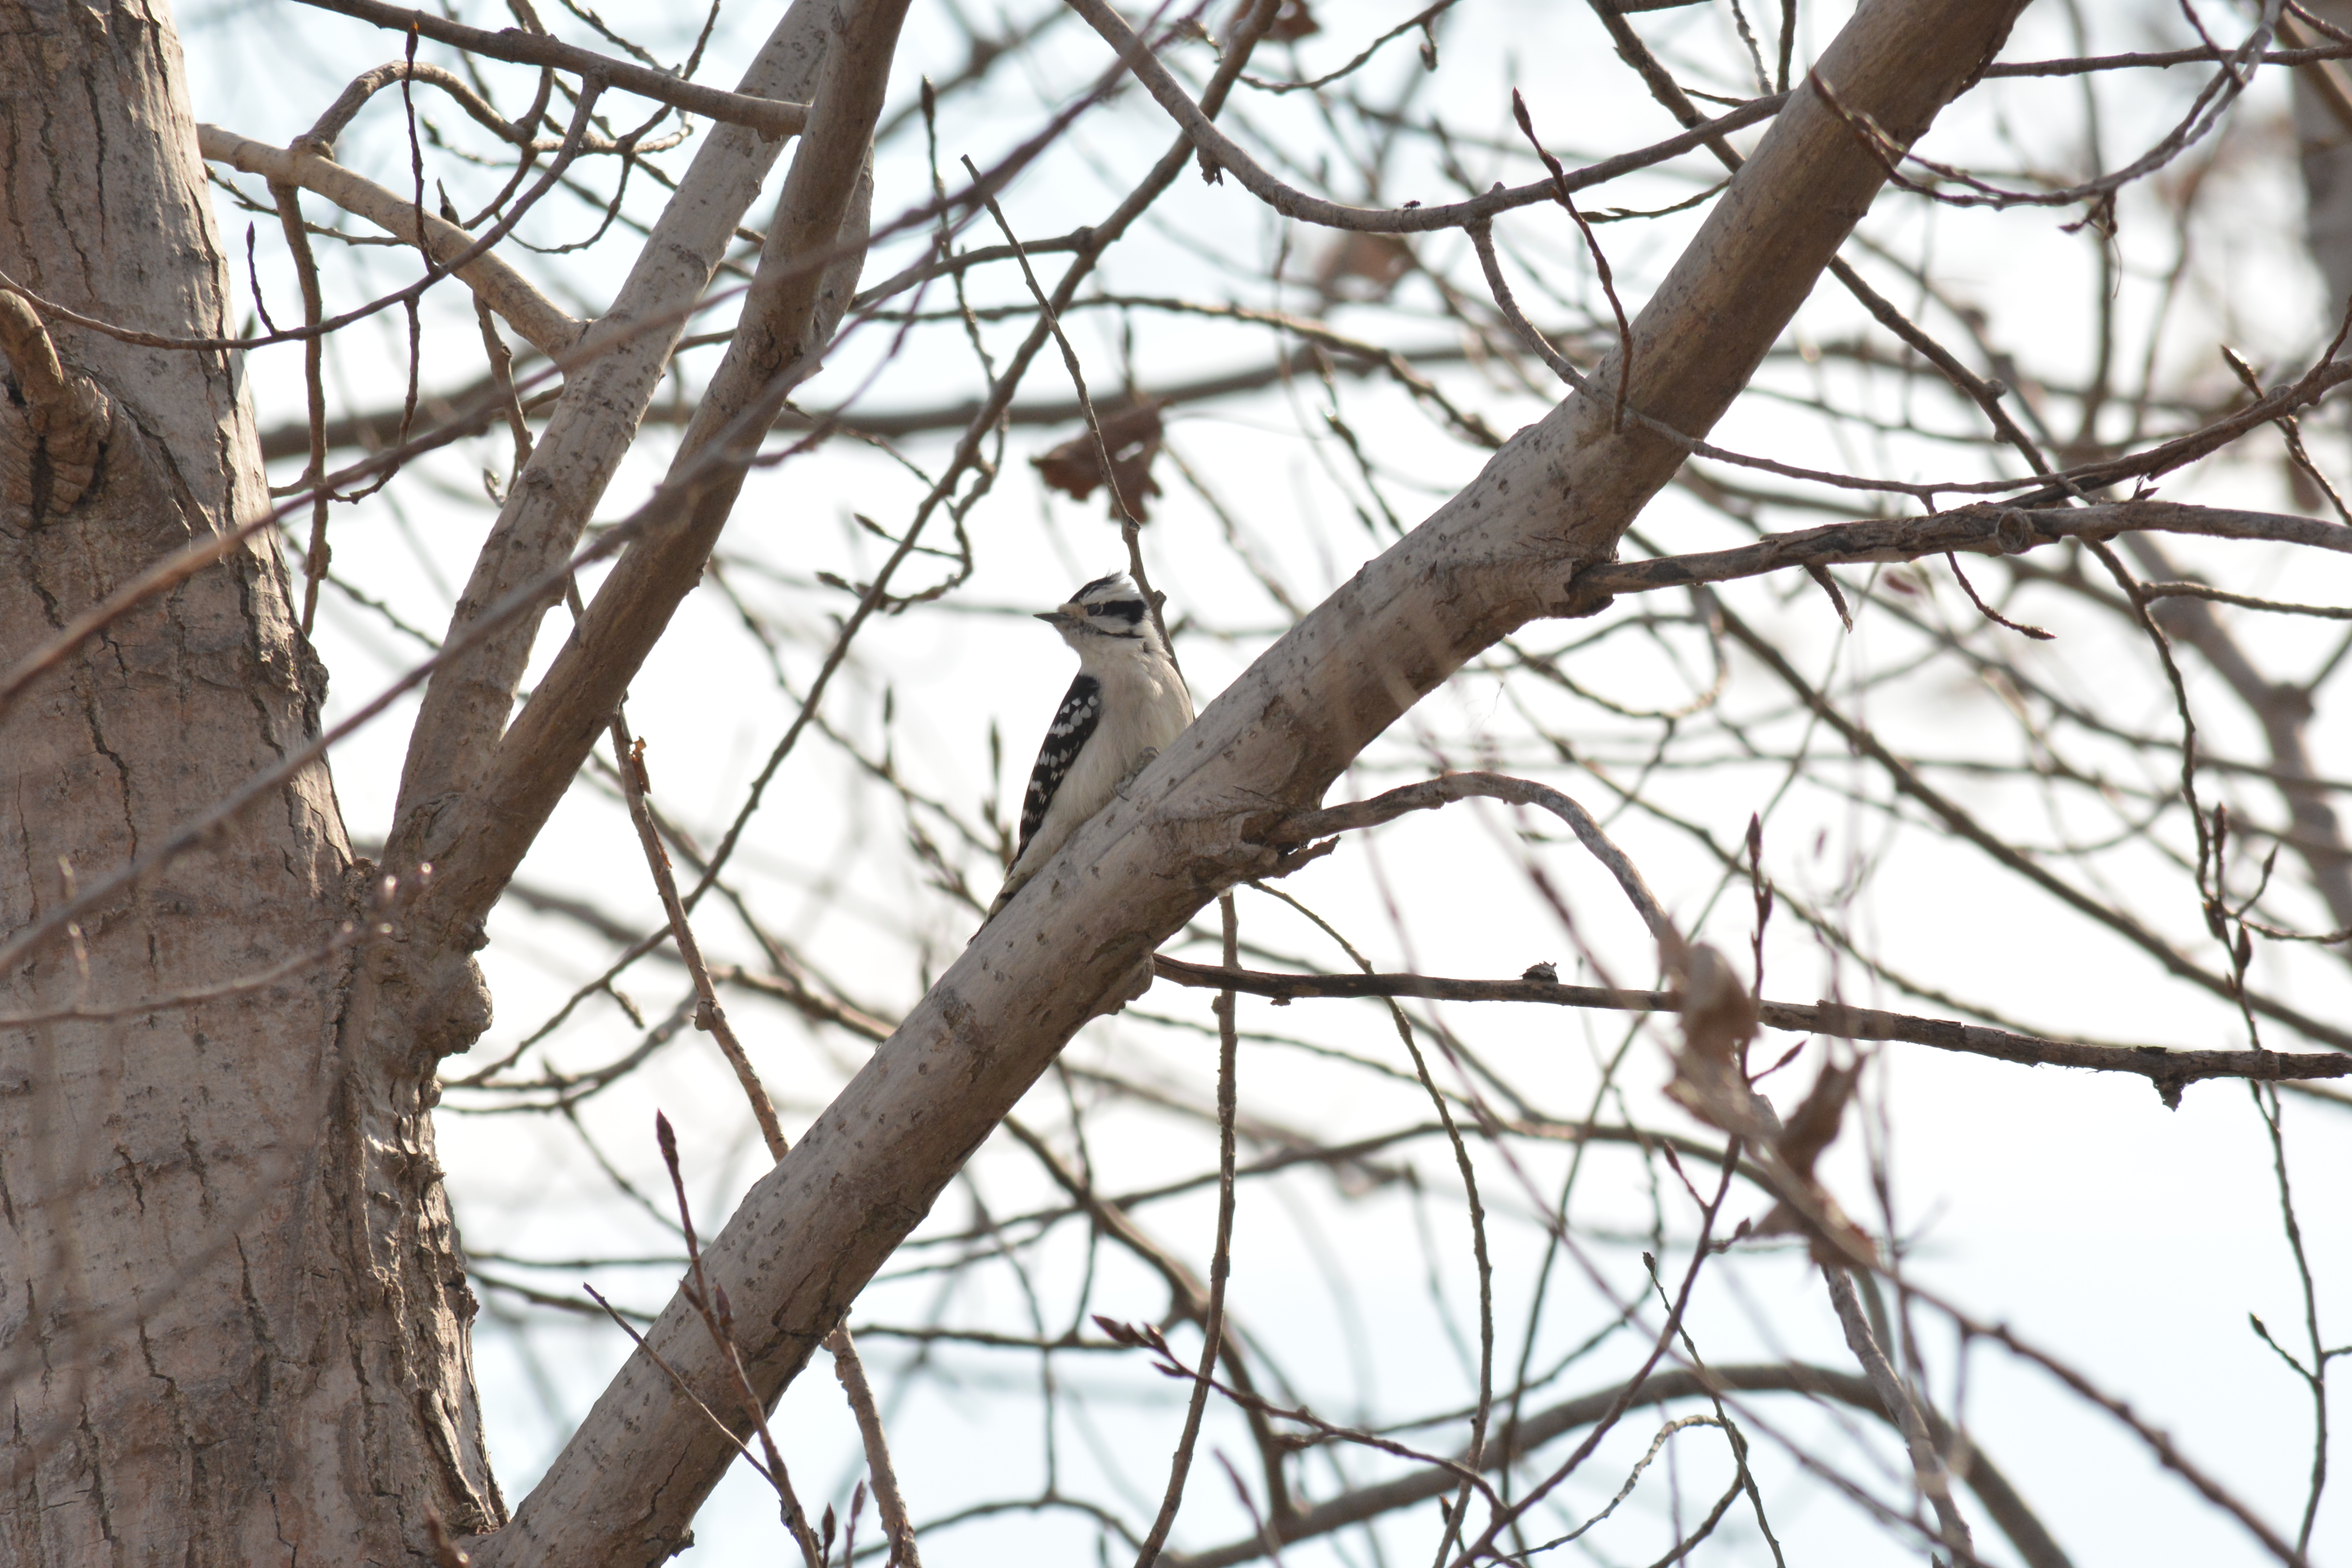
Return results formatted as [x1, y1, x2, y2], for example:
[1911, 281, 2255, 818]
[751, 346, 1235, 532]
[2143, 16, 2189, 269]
[472, 2, 2033, 1561]
[1558, 499, 2352, 610]
[1059, 0, 1788, 234]
[382, 0, 841, 906]
[1824, 1267, 1975, 1560]
[1714, 603, 2352, 1052]
[2122, 534, 2352, 938]
[1161, 1362, 2073, 1568]
[416, 0, 897, 949]
[1263, 770, 1668, 936]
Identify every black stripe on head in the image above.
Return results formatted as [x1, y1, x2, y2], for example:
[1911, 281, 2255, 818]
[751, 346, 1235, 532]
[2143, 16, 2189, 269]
[1085, 597, 1147, 627]
[1067, 573, 1150, 637]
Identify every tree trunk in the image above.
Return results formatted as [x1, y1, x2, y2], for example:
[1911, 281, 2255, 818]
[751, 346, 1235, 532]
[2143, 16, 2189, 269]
[0, 2, 493, 1562]
[2297, 0, 2352, 323]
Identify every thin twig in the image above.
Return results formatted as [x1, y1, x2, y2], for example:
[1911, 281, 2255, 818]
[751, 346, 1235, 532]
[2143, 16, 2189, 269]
[962, 154, 1175, 657]
[1511, 90, 1633, 430]
[1147, 955, 2352, 1093]
[608, 708, 786, 1156]
[1264, 771, 1670, 939]
[294, 0, 809, 135]
[830, 1332, 924, 1568]
[1824, 1266, 1975, 1561]
[653, 1116, 825, 1568]
[1132, 892, 1245, 1567]
[612, 710, 918, 1563]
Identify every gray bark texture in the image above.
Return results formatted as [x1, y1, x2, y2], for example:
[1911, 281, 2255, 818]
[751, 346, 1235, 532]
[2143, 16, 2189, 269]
[0, 1, 496, 1563]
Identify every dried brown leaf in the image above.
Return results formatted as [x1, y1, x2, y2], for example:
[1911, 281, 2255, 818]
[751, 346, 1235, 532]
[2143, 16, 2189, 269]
[1661, 941, 1776, 1140]
[1777, 1057, 1861, 1182]
[1315, 232, 1414, 300]
[1032, 399, 1164, 520]
[1266, 0, 1319, 42]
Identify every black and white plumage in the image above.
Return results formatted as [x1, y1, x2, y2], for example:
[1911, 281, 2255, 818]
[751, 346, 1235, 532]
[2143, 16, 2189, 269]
[985, 573, 1194, 922]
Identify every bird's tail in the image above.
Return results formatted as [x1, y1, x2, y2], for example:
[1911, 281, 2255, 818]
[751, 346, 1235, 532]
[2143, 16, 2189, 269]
[978, 869, 1027, 929]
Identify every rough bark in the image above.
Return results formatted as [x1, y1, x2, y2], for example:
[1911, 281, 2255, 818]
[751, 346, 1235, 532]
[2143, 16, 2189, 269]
[0, 1, 491, 1562]
[476, 0, 2029, 1561]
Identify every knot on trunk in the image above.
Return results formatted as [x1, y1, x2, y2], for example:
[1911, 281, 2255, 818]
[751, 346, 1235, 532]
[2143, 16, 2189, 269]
[0, 291, 114, 522]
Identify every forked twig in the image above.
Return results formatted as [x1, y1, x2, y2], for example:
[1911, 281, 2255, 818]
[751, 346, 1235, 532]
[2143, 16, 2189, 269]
[1510, 90, 1635, 431]
[652, 1113, 825, 1568]
[612, 712, 922, 1564]
[1131, 892, 1244, 1566]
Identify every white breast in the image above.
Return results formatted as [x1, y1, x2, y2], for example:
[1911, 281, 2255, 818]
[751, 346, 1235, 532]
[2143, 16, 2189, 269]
[1007, 649, 1193, 886]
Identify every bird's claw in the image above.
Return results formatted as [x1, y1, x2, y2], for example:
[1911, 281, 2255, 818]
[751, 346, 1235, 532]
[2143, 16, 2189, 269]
[1114, 747, 1160, 800]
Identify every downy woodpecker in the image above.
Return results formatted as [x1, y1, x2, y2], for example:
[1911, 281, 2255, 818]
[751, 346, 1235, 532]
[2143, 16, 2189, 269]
[985, 573, 1194, 922]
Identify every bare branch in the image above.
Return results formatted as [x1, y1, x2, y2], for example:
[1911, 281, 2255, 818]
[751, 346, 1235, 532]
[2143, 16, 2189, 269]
[1165, 1363, 2070, 1568]
[296, 0, 811, 137]
[1262, 771, 1669, 939]
[1559, 500, 2352, 612]
[382, 0, 845, 917]
[1148, 956, 2352, 1094]
[1065, 0, 1788, 234]
[1824, 1266, 1974, 1561]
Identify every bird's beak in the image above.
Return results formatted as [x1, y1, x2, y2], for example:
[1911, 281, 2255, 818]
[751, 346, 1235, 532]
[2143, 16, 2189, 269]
[1035, 605, 1080, 628]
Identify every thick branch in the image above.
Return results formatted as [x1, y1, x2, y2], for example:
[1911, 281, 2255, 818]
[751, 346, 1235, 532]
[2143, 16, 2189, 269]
[486, 1, 2030, 1558]
[419, 0, 893, 953]
[296, 0, 809, 137]
[470, 2, 907, 1559]
[383, 0, 837, 909]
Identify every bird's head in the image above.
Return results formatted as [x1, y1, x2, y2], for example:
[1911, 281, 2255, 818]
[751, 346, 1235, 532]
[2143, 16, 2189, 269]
[1037, 572, 1164, 657]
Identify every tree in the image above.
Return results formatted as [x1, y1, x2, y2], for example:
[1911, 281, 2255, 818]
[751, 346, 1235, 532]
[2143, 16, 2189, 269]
[4, 0, 2346, 1564]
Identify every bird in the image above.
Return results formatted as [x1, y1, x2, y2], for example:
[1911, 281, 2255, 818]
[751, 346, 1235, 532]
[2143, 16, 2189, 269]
[984, 572, 1195, 924]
